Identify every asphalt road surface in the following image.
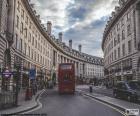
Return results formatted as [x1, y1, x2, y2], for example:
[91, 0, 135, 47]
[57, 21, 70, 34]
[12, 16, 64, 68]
[77, 85, 113, 97]
[29, 88, 123, 116]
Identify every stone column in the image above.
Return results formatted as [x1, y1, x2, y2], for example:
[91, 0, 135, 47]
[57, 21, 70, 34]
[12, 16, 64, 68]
[135, 2, 140, 50]
[135, 1, 140, 79]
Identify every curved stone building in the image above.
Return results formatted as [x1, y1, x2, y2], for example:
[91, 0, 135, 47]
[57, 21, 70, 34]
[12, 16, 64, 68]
[102, 0, 140, 85]
[0, 0, 104, 93]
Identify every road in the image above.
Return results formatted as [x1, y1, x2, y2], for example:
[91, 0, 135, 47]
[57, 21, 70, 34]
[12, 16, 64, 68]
[28, 88, 123, 116]
[77, 85, 113, 97]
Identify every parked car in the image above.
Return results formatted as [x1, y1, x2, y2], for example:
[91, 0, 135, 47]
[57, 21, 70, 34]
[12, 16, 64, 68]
[113, 81, 140, 102]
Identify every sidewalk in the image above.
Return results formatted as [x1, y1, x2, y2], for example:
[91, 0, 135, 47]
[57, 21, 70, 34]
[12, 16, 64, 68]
[78, 89, 140, 116]
[0, 89, 45, 114]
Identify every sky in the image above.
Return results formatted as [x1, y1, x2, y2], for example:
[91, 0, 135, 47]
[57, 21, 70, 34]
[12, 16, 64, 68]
[30, 0, 119, 58]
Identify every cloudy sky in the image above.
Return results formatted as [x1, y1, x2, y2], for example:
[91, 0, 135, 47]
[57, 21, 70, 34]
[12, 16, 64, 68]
[30, 0, 119, 58]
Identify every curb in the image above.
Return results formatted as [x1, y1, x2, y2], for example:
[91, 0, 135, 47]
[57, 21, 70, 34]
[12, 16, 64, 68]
[77, 90, 126, 112]
[10, 89, 45, 115]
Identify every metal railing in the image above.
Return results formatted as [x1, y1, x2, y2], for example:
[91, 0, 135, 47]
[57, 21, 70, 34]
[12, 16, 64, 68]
[0, 91, 16, 110]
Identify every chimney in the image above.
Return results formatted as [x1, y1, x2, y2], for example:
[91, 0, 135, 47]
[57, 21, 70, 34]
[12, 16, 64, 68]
[58, 32, 62, 42]
[69, 40, 72, 49]
[47, 21, 52, 35]
[78, 44, 82, 52]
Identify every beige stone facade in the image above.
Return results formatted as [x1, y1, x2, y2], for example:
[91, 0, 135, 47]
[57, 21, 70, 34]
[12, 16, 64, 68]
[0, 0, 104, 91]
[102, 0, 140, 84]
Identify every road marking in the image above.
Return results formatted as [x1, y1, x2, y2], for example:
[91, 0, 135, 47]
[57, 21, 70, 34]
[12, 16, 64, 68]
[81, 93, 127, 116]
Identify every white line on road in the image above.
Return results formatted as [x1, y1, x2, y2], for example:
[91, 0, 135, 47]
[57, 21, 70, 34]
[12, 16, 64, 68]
[82, 94, 127, 116]
[22, 90, 45, 114]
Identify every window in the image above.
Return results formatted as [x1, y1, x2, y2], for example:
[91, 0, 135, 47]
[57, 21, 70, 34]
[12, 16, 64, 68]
[34, 51, 36, 61]
[15, 34, 18, 49]
[127, 25, 131, 36]
[20, 22, 23, 34]
[21, 9, 24, 18]
[31, 49, 33, 59]
[117, 23, 120, 31]
[114, 50, 117, 60]
[29, 33, 31, 42]
[122, 44, 125, 56]
[118, 47, 120, 58]
[111, 41, 113, 48]
[114, 38, 117, 46]
[127, 12, 130, 21]
[17, 1, 20, 12]
[29, 21, 32, 29]
[32, 36, 34, 45]
[35, 40, 37, 48]
[121, 18, 124, 26]
[28, 46, 30, 57]
[16, 16, 19, 28]
[118, 34, 120, 43]
[19, 38, 22, 51]
[122, 30, 125, 40]
[112, 52, 113, 61]
[24, 43, 27, 55]
[25, 16, 28, 24]
[24, 28, 27, 38]
[128, 40, 132, 53]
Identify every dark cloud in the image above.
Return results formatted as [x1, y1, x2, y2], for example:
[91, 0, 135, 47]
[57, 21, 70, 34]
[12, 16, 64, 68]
[31, 0, 119, 57]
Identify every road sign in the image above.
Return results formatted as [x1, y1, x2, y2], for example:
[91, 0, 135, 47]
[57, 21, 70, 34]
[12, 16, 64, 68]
[29, 69, 36, 79]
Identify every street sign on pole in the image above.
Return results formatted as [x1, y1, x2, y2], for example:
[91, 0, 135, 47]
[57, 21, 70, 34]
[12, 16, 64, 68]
[29, 69, 36, 79]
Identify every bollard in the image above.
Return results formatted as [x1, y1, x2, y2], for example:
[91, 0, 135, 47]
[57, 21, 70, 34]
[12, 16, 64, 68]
[25, 88, 32, 100]
[89, 85, 93, 93]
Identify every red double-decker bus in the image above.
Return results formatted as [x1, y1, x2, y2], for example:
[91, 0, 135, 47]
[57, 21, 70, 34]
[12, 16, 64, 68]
[58, 63, 75, 94]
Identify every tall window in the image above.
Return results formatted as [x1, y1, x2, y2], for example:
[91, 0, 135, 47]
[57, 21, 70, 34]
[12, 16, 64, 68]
[24, 43, 27, 55]
[127, 12, 130, 21]
[127, 25, 131, 36]
[19, 38, 22, 51]
[114, 50, 117, 60]
[28, 46, 30, 57]
[29, 21, 32, 29]
[118, 34, 120, 43]
[24, 28, 27, 38]
[16, 16, 19, 28]
[128, 40, 132, 53]
[20, 22, 23, 34]
[25, 16, 28, 24]
[122, 30, 125, 40]
[114, 38, 117, 46]
[29, 33, 31, 42]
[118, 47, 120, 58]
[121, 18, 124, 26]
[35, 40, 37, 48]
[21, 9, 24, 19]
[32, 36, 34, 45]
[17, 1, 20, 12]
[117, 23, 120, 31]
[112, 52, 113, 61]
[15, 34, 18, 49]
[122, 44, 125, 56]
